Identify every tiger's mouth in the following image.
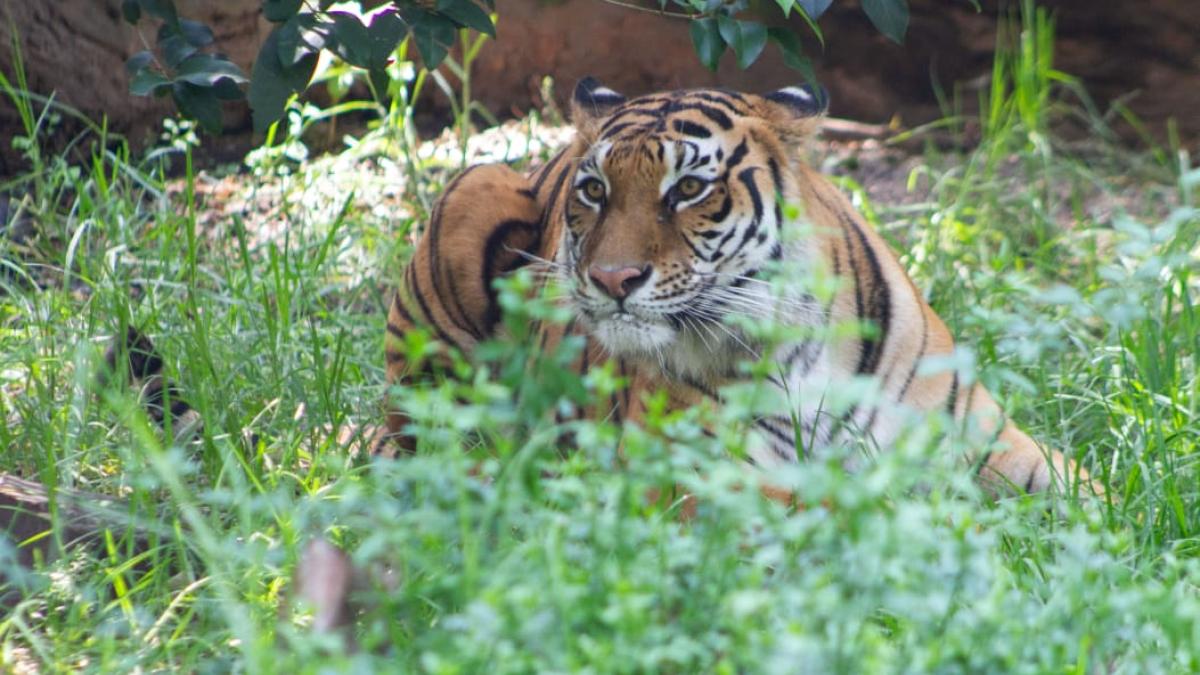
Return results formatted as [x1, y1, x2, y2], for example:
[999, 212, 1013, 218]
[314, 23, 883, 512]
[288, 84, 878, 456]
[582, 307, 678, 357]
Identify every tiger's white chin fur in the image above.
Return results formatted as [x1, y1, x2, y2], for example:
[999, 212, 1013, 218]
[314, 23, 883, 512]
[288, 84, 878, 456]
[588, 312, 738, 381]
[589, 312, 677, 359]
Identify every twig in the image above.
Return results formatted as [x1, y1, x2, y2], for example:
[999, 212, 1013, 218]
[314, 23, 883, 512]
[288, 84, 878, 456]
[592, 0, 699, 20]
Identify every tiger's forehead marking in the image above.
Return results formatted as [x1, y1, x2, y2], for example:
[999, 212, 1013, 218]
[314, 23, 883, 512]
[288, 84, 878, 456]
[596, 89, 753, 143]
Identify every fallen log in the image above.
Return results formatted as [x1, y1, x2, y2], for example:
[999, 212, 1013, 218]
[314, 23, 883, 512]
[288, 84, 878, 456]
[0, 473, 167, 603]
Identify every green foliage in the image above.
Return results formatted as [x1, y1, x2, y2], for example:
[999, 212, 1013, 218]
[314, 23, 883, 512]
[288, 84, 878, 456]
[679, 0, 909, 72]
[120, 0, 923, 134]
[123, 0, 496, 134]
[121, 0, 247, 133]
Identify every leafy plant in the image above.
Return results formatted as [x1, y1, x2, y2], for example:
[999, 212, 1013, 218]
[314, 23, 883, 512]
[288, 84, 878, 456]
[120, 0, 917, 135]
[124, 0, 496, 134]
[121, 0, 248, 133]
[682, 0, 905, 75]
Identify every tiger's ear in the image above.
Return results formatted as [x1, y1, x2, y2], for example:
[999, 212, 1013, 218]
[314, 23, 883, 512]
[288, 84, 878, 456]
[758, 84, 828, 144]
[571, 76, 627, 142]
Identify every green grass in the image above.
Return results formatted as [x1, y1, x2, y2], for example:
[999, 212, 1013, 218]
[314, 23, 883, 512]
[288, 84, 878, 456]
[3, 33, 1200, 673]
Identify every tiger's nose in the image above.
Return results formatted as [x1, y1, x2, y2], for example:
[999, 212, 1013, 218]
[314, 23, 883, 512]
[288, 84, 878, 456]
[588, 264, 652, 300]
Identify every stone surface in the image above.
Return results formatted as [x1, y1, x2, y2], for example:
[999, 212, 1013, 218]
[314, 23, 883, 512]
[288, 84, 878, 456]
[0, 0, 1196, 175]
[0, 0, 270, 173]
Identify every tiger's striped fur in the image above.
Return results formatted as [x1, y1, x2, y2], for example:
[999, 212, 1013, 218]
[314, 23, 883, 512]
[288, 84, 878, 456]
[384, 77, 1095, 496]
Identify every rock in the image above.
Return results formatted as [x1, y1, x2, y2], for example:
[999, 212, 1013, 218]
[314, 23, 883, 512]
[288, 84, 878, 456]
[1, 0, 1195, 175]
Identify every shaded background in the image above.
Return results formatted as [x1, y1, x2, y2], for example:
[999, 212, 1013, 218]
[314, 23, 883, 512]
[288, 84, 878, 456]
[1, 0, 1197, 175]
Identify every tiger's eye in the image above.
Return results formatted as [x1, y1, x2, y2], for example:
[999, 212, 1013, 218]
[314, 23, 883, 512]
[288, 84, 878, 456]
[676, 177, 704, 199]
[581, 178, 606, 202]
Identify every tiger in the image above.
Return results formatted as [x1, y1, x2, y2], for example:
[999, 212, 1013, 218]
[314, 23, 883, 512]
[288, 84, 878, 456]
[383, 76, 1097, 497]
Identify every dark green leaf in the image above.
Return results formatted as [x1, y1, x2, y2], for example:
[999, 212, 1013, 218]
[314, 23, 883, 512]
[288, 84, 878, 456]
[121, 0, 141, 24]
[249, 27, 318, 132]
[436, 0, 495, 38]
[159, 34, 197, 69]
[735, 21, 767, 69]
[175, 54, 248, 86]
[263, 0, 303, 23]
[178, 19, 214, 47]
[277, 13, 328, 66]
[129, 69, 171, 97]
[368, 67, 391, 101]
[406, 12, 457, 68]
[136, 0, 177, 22]
[861, 0, 908, 43]
[211, 78, 245, 100]
[797, 0, 833, 19]
[689, 18, 724, 72]
[716, 14, 739, 54]
[366, 10, 407, 70]
[125, 51, 154, 76]
[173, 82, 223, 133]
[767, 27, 816, 82]
[327, 11, 373, 68]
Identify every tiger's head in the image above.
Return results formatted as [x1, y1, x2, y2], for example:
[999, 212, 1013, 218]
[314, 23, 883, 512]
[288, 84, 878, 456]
[558, 77, 828, 374]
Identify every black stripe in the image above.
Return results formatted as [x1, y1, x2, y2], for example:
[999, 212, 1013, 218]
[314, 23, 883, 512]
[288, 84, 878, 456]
[767, 157, 783, 192]
[480, 218, 542, 333]
[391, 291, 419, 329]
[734, 168, 763, 251]
[672, 119, 712, 138]
[540, 160, 576, 232]
[975, 449, 995, 476]
[841, 228, 863, 331]
[599, 108, 658, 133]
[679, 373, 721, 402]
[407, 264, 458, 347]
[446, 266, 485, 340]
[1023, 468, 1038, 493]
[680, 231, 710, 260]
[427, 166, 484, 338]
[706, 193, 733, 223]
[737, 168, 763, 221]
[754, 418, 797, 460]
[601, 121, 640, 140]
[705, 88, 749, 103]
[687, 102, 734, 129]
[531, 149, 569, 196]
[709, 219, 741, 262]
[578, 335, 591, 378]
[536, 322, 552, 354]
[846, 216, 890, 375]
[863, 310, 929, 433]
[725, 139, 749, 170]
[946, 371, 959, 416]
[688, 91, 745, 114]
[736, 215, 760, 253]
[386, 321, 406, 340]
[894, 312, 929, 402]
